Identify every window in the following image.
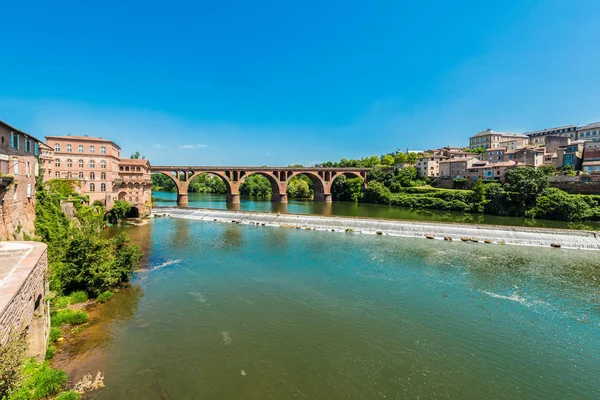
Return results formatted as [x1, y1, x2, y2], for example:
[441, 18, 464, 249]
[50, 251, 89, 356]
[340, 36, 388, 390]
[100, 160, 106, 169]
[119, 166, 124, 171]
[12, 158, 19, 175]
[134, 183, 140, 189]
[66, 144, 72, 152]
[34, 142, 39, 156]
[100, 146, 106, 154]
[55, 171, 60, 178]
[90, 160, 95, 168]
[67, 172, 72, 178]
[101, 172, 106, 180]
[90, 145, 95, 154]
[54, 143, 60, 152]
[55, 159, 61, 167]
[79, 159, 84, 168]
[78, 172, 84, 179]
[136, 167, 141, 172]
[90, 172, 95, 180]
[10, 132, 15, 148]
[78, 145, 84, 153]
[100, 183, 106, 192]
[90, 183, 95, 192]
[135, 197, 139, 202]
[67, 159, 72, 168]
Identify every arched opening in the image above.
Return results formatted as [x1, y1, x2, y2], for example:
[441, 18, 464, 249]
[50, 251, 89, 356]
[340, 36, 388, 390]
[239, 172, 282, 201]
[129, 207, 140, 218]
[150, 171, 234, 206]
[331, 172, 365, 202]
[287, 172, 325, 201]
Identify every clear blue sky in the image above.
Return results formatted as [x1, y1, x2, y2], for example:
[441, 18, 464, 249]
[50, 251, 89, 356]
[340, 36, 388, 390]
[1, 0, 599, 165]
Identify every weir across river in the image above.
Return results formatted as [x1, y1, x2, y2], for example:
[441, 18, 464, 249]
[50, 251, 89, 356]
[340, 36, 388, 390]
[150, 166, 371, 205]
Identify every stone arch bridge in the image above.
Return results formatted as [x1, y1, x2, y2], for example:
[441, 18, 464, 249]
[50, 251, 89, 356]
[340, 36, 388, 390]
[150, 166, 372, 205]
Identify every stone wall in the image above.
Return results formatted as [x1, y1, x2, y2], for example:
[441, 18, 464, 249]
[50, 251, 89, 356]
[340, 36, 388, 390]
[0, 154, 39, 240]
[0, 242, 49, 359]
[549, 175, 600, 194]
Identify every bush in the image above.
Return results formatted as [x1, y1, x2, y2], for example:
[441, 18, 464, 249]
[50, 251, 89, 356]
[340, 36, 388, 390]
[0, 332, 27, 399]
[51, 310, 89, 327]
[55, 390, 81, 400]
[45, 346, 56, 361]
[97, 291, 114, 303]
[48, 327, 62, 343]
[69, 291, 88, 304]
[7, 360, 67, 400]
[51, 296, 70, 310]
[527, 188, 593, 221]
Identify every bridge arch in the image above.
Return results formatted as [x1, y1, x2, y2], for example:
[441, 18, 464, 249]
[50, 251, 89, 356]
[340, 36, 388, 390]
[239, 171, 287, 202]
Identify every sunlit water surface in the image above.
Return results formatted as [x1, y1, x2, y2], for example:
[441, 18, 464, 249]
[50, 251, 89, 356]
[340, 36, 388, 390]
[77, 218, 600, 399]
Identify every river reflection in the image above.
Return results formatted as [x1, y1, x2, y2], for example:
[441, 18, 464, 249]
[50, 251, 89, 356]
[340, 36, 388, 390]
[153, 191, 600, 230]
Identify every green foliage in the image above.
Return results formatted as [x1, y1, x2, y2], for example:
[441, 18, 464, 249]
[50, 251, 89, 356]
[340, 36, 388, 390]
[287, 176, 313, 199]
[50, 310, 89, 327]
[151, 174, 177, 192]
[97, 291, 114, 303]
[91, 200, 105, 208]
[188, 173, 227, 194]
[44, 346, 56, 361]
[527, 188, 594, 221]
[332, 176, 364, 202]
[560, 164, 576, 176]
[46, 179, 77, 199]
[48, 327, 62, 343]
[240, 175, 272, 197]
[381, 154, 395, 166]
[503, 167, 549, 213]
[465, 147, 486, 154]
[471, 179, 487, 213]
[7, 359, 67, 400]
[130, 151, 145, 159]
[0, 332, 27, 399]
[538, 164, 556, 176]
[69, 291, 88, 304]
[51, 296, 70, 310]
[395, 167, 422, 187]
[111, 200, 132, 220]
[54, 390, 81, 400]
[452, 178, 468, 189]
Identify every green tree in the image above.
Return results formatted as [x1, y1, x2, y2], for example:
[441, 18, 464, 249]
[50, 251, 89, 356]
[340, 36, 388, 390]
[538, 164, 556, 176]
[394, 152, 408, 165]
[560, 164, 576, 176]
[466, 147, 486, 154]
[240, 175, 272, 197]
[471, 179, 487, 213]
[503, 167, 549, 213]
[130, 151, 145, 159]
[381, 154, 395, 166]
[527, 188, 592, 221]
[407, 152, 418, 165]
[287, 176, 312, 199]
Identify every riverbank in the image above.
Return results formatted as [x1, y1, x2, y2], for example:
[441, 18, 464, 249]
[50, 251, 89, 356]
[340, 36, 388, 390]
[152, 206, 600, 250]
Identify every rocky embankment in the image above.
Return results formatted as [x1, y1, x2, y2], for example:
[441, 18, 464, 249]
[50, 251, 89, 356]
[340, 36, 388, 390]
[152, 207, 600, 250]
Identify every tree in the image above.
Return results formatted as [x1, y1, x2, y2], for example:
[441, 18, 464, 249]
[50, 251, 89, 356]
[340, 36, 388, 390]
[527, 188, 592, 221]
[466, 147, 486, 154]
[394, 152, 408, 165]
[538, 164, 556, 176]
[287, 176, 312, 199]
[395, 166, 419, 187]
[240, 175, 272, 197]
[130, 151, 145, 159]
[406, 152, 418, 165]
[503, 167, 549, 212]
[471, 179, 487, 213]
[560, 164, 576, 176]
[381, 154, 395, 166]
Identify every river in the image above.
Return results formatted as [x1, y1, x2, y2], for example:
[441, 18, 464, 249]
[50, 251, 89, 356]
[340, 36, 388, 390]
[152, 191, 600, 230]
[62, 216, 600, 399]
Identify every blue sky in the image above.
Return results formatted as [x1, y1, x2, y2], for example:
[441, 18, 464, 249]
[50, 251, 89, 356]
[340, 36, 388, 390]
[1, 0, 599, 165]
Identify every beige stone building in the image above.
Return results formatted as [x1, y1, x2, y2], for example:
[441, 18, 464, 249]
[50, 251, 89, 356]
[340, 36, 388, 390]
[525, 125, 577, 145]
[116, 158, 153, 215]
[576, 122, 600, 142]
[469, 129, 529, 150]
[0, 121, 45, 240]
[415, 155, 448, 178]
[439, 157, 477, 178]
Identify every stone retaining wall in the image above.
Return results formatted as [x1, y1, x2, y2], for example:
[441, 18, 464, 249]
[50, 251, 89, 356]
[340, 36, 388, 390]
[0, 242, 49, 359]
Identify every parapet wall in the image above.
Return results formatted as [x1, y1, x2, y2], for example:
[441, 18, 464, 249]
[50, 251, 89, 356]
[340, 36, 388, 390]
[0, 242, 49, 359]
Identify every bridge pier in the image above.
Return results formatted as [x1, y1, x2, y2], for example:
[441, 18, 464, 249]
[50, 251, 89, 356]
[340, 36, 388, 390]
[177, 193, 189, 206]
[314, 193, 332, 202]
[272, 193, 288, 203]
[226, 193, 240, 204]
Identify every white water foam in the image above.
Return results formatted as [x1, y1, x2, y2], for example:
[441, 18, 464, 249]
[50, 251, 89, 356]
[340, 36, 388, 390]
[221, 331, 232, 345]
[189, 291, 207, 303]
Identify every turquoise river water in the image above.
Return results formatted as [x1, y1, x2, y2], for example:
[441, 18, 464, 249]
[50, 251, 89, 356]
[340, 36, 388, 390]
[152, 191, 600, 230]
[63, 215, 600, 399]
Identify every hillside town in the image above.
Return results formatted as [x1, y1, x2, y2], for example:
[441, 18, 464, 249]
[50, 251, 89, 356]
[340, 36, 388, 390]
[415, 122, 600, 181]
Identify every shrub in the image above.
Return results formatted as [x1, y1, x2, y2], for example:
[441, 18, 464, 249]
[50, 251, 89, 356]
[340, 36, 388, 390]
[0, 332, 27, 399]
[8, 360, 68, 400]
[48, 327, 62, 343]
[51, 296, 70, 310]
[97, 291, 114, 303]
[51, 310, 88, 327]
[69, 291, 88, 304]
[45, 346, 56, 360]
[55, 390, 81, 400]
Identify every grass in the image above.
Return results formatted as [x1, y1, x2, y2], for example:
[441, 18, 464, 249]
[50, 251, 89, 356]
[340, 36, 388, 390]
[55, 391, 81, 400]
[45, 346, 56, 361]
[51, 296, 70, 310]
[69, 291, 88, 304]
[96, 290, 114, 303]
[7, 359, 67, 400]
[50, 309, 88, 327]
[48, 327, 62, 343]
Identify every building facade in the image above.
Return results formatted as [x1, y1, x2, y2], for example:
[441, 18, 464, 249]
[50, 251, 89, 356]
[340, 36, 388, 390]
[469, 129, 529, 150]
[44, 135, 122, 208]
[115, 158, 153, 215]
[439, 157, 477, 178]
[576, 122, 600, 142]
[582, 141, 600, 173]
[415, 155, 448, 178]
[525, 125, 577, 145]
[0, 121, 45, 240]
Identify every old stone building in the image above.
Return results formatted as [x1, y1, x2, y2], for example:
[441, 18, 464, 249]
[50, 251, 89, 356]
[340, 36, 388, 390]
[0, 121, 45, 240]
[116, 158, 153, 216]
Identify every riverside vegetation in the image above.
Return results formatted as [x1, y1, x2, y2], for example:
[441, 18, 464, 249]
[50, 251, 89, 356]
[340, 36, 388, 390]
[0, 177, 143, 400]
[151, 155, 600, 223]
